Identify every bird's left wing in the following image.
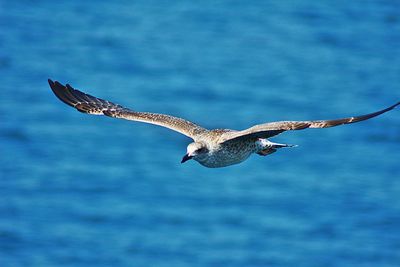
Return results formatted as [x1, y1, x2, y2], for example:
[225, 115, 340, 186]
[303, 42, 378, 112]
[221, 102, 400, 144]
[48, 79, 207, 139]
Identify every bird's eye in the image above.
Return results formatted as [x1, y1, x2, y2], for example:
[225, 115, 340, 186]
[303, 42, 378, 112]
[197, 147, 207, 153]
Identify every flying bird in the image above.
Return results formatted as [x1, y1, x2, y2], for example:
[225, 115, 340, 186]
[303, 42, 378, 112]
[48, 79, 399, 168]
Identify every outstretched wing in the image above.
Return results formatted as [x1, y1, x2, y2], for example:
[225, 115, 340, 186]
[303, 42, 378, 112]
[221, 102, 400, 143]
[48, 79, 207, 139]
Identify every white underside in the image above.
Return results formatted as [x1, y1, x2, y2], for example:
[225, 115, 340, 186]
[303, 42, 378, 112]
[194, 138, 295, 168]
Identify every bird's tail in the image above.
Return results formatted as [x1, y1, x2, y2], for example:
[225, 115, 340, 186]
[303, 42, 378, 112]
[256, 139, 297, 156]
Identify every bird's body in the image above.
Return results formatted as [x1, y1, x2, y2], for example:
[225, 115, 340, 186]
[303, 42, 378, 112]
[188, 130, 295, 167]
[193, 130, 255, 168]
[48, 79, 399, 168]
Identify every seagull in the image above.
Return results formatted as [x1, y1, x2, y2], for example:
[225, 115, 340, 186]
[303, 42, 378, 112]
[48, 79, 399, 168]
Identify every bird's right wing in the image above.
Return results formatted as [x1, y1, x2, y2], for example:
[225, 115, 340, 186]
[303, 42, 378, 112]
[48, 79, 208, 139]
[221, 102, 400, 144]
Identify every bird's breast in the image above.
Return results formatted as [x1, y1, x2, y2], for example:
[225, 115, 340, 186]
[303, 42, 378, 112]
[195, 140, 256, 168]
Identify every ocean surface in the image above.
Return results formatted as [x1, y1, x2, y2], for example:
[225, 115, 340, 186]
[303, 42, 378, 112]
[1, 1, 400, 266]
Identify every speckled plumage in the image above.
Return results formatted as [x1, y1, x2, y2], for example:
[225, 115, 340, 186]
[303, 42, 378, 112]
[49, 79, 399, 168]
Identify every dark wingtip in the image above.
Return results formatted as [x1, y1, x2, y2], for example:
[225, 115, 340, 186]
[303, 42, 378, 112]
[48, 79, 78, 108]
[384, 101, 400, 113]
[65, 84, 74, 90]
[48, 79, 63, 91]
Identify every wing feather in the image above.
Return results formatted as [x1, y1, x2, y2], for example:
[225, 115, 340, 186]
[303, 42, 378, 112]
[48, 79, 207, 139]
[222, 102, 400, 143]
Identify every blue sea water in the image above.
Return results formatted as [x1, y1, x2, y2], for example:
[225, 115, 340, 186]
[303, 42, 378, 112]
[1, 1, 400, 266]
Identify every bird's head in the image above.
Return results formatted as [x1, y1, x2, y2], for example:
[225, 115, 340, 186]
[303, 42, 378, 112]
[181, 142, 209, 163]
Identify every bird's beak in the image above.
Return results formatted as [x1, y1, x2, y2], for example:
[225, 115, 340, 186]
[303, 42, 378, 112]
[181, 153, 193, 163]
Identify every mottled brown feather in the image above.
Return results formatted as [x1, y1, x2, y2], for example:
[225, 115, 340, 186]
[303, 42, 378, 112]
[48, 79, 207, 139]
[221, 102, 400, 144]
